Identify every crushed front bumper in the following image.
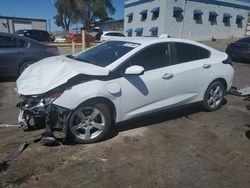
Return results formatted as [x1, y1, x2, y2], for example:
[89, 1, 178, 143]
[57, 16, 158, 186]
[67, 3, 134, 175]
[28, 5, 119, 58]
[17, 96, 70, 132]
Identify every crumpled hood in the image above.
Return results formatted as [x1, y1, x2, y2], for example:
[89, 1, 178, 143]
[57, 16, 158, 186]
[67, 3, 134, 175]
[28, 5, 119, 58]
[17, 55, 110, 95]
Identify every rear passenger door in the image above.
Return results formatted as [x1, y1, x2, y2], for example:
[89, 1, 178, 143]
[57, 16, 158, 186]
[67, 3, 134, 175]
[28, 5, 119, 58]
[167, 42, 212, 103]
[0, 35, 20, 76]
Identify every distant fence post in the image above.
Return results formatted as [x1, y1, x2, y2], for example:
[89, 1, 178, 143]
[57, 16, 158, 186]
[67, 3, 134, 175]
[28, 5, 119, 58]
[72, 41, 75, 55]
[82, 30, 86, 51]
[188, 32, 192, 40]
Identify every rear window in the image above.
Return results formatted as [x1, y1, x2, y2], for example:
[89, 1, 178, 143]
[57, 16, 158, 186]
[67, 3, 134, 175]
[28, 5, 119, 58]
[174, 42, 210, 64]
[17, 38, 27, 48]
[105, 32, 125, 37]
[28, 30, 40, 35]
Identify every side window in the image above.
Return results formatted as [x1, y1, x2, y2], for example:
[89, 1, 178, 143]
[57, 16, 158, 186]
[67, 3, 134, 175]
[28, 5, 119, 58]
[129, 43, 170, 71]
[199, 47, 210, 59]
[105, 33, 113, 36]
[0, 36, 17, 48]
[173, 43, 210, 64]
[17, 38, 27, 48]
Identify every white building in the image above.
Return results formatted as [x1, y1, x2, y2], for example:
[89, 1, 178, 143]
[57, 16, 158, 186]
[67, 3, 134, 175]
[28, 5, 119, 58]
[0, 16, 47, 33]
[124, 0, 250, 40]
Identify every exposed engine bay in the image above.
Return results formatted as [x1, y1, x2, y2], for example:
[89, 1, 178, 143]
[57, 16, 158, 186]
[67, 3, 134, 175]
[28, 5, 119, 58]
[17, 93, 70, 140]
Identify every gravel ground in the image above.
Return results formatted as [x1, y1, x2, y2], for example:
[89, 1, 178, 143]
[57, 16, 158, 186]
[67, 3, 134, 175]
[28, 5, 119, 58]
[0, 38, 250, 188]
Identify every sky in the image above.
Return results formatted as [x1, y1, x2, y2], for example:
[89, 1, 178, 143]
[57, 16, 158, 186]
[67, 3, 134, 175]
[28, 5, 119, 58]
[0, 0, 249, 31]
[0, 0, 125, 32]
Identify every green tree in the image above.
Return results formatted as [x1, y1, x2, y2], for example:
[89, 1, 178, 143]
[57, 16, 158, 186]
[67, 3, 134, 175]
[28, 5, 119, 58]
[75, 0, 115, 30]
[54, 0, 78, 32]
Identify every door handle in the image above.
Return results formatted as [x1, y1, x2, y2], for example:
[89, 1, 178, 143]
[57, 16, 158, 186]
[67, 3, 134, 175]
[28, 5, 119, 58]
[162, 73, 174, 80]
[203, 64, 211, 69]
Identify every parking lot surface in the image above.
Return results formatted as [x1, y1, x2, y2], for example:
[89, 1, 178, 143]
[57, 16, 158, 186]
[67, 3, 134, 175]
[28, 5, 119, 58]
[0, 39, 250, 188]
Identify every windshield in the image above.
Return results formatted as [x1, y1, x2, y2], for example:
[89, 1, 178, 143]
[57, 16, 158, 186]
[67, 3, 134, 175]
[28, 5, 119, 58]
[70, 41, 139, 67]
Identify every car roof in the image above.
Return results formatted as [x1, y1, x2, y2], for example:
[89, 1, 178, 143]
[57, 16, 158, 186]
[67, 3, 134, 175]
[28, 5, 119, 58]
[103, 31, 124, 34]
[113, 37, 211, 48]
[0, 32, 45, 45]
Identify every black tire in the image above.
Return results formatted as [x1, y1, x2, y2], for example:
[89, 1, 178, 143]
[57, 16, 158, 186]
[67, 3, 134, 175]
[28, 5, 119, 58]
[203, 81, 226, 112]
[67, 103, 112, 144]
[19, 61, 34, 75]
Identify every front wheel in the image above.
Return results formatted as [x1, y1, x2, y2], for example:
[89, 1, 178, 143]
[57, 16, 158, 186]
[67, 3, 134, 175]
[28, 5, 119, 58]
[203, 81, 226, 112]
[67, 103, 112, 144]
[19, 61, 34, 75]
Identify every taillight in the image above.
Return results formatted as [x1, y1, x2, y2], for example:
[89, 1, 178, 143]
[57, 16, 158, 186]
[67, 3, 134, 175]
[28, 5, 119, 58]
[47, 47, 59, 56]
[222, 56, 233, 67]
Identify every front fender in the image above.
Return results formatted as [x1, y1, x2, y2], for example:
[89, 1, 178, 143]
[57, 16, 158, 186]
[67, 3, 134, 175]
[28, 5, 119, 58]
[53, 80, 123, 122]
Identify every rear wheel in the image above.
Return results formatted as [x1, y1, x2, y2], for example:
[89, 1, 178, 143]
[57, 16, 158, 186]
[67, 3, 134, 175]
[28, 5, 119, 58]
[203, 81, 226, 112]
[67, 103, 112, 144]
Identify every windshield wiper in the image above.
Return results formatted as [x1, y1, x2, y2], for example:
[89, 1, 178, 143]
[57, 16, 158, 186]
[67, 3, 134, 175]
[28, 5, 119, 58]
[66, 54, 74, 59]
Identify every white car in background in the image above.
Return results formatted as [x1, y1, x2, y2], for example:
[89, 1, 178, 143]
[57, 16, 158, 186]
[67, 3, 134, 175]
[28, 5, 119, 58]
[16, 37, 234, 144]
[100, 31, 125, 42]
[54, 36, 67, 43]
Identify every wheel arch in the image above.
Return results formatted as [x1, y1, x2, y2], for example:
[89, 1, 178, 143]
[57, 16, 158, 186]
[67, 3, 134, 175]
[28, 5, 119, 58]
[78, 97, 117, 123]
[210, 78, 228, 91]
[202, 77, 228, 101]
[18, 59, 38, 74]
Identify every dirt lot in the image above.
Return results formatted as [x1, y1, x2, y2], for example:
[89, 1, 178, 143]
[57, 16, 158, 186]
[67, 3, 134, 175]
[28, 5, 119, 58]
[0, 39, 250, 188]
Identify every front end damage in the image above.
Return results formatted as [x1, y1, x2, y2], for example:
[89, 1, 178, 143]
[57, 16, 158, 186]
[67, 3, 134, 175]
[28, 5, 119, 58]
[17, 93, 70, 140]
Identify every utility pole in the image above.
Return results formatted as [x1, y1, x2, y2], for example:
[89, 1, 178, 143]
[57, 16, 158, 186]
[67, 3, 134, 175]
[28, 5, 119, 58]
[49, 18, 51, 33]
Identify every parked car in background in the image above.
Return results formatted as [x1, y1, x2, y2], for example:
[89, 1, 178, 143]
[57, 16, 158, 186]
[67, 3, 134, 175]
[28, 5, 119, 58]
[67, 33, 95, 45]
[17, 37, 234, 144]
[226, 37, 250, 61]
[15, 29, 55, 42]
[100, 31, 125, 42]
[54, 36, 67, 43]
[0, 32, 59, 77]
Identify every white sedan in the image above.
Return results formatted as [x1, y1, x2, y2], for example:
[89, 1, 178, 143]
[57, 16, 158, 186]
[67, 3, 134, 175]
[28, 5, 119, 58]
[100, 31, 125, 42]
[16, 37, 234, 143]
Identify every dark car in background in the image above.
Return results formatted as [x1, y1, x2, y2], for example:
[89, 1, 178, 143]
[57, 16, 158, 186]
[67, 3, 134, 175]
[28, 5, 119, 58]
[226, 37, 250, 62]
[0, 32, 59, 77]
[15, 29, 55, 42]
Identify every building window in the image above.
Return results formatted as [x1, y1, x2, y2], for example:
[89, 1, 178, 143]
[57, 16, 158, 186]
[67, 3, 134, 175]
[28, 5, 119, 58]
[134, 28, 143, 37]
[223, 13, 232, 26]
[236, 15, 244, 28]
[173, 7, 183, 17]
[193, 9, 203, 24]
[173, 7, 184, 22]
[209, 11, 218, 25]
[149, 27, 158, 36]
[127, 13, 133, 23]
[140, 10, 147, 21]
[151, 7, 160, 20]
[126, 29, 133, 37]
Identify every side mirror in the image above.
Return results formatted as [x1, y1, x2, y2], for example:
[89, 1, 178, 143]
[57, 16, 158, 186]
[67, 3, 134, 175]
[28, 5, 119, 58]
[125, 65, 145, 75]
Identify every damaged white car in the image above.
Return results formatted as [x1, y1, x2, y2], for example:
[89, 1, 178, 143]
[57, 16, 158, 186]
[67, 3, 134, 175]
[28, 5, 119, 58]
[16, 38, 234, 143]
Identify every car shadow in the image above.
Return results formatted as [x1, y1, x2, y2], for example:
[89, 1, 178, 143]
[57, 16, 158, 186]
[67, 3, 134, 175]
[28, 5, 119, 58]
[0, 76, 17, 83]
[245, 130, 250, 140]
[233, 59, 250, 64]
[104, 103, 203, 141]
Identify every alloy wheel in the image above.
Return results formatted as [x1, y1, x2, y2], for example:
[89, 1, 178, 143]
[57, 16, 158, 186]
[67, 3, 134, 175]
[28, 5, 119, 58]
[69, 107, 105, 141]
[207, 85, 223, 109]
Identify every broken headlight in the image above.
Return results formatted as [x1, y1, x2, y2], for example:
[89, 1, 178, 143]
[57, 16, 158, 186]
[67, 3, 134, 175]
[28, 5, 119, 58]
[43, 92, 63, 106]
